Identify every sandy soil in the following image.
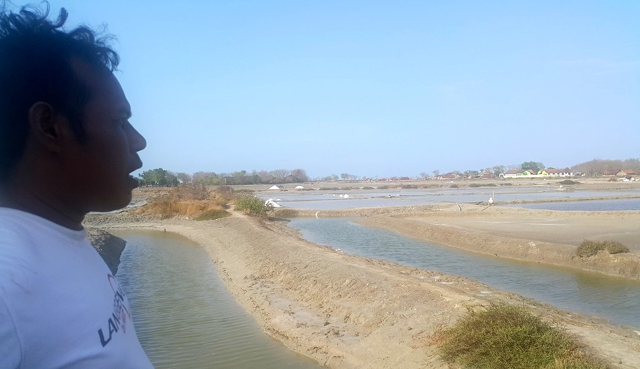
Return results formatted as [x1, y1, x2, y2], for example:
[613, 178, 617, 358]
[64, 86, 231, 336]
[87, 209, 640, 369]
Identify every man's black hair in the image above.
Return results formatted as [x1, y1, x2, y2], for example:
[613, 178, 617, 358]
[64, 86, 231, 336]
[0, 2, 119, 181]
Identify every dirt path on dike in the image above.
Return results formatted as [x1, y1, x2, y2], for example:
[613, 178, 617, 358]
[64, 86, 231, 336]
[90, 210, 640, 369]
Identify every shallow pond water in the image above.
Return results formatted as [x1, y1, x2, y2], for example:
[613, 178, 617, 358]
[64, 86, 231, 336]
[114, 230, 324, 369]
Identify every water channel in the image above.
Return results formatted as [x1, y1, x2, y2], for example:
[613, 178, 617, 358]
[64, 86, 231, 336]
[287, 218, 640, 329]
[114, 230, 324, 369]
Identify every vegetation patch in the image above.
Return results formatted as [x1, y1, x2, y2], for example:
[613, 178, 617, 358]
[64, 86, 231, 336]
[559, 180, 580, 185]
[362, 186, 375, 190]
[194, 209, 230, 221]
[450, 184, 459, 188]
[138, 184, 226, 219]
[401, 184, 418, 189]
[235, 195, 273, 217]
[436, 304, 606, 369]
[576, 240, 630, 257]
[273, 208, 299, 218]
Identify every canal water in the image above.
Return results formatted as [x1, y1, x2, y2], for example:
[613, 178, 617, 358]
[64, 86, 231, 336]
[114, 230, 324, 369]
[287, 218, 640, 329]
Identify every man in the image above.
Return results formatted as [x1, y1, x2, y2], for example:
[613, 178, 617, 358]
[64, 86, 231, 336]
[0, 4, 153, 368]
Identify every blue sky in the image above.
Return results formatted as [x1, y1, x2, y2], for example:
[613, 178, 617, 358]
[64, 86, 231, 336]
[40, 0, 640, 178]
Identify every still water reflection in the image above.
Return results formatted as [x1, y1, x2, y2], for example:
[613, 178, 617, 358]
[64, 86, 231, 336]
[114, 230, 323, 369]
[288, 218, 640, 329]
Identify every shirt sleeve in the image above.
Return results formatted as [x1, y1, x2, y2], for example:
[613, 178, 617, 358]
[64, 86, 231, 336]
[0, 295, 21, 369]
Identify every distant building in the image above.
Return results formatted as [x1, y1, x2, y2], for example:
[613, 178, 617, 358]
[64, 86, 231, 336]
[538, 168, 573, 177]
[617, 170, 636, 178]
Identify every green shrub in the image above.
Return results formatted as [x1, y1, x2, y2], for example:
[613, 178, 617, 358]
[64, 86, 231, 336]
[437, 304, 605, 369]
[469, 183, 482, 187]
[378, 185, 389, 189]
[194, 209, 230, 221]
[559, 180, 580, 185]
[235, 195, 273, 217]
[500, 182, 513, 186]
[362, 186, 374, 190]
[576, 240, 630, 257]
[401, 184, 418, 189]
[576, 241, 603, 257]
[273, 208, 299, 218]
[450, 184, 459, 188]
[235, 189, 254, 194]
[605, 241, 630, 254]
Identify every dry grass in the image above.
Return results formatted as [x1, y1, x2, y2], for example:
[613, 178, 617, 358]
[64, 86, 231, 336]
[436, 304, 607, 369]
[138, 184, 230, 219]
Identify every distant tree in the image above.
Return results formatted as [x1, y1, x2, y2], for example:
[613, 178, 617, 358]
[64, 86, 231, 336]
[192, 171, 222, 185]
[165, 171, 179, 186]
[175, 172, 192, 184]
[138, 168, 178, 186]
[572, 158, 640, 176]
[432, 169, 440, 178]
[331, 174, 339, 181]
[271, 169, 290, 182]
[419, 172, 430, 179]
[257, 170, 274, 183]
[492, 165, 506, 176]
[463, 170, 479, 178]
[290, 168, 309, 183]
[341, 173, 349, 180]
[521, 161, 545, 173]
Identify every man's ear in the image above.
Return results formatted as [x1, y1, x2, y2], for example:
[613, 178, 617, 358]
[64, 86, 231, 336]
[28, 102, 68, 153]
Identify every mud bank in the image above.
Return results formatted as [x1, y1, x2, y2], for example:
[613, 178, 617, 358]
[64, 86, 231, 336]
[87, 213, 640, 369]
[86, 227, 126, 274]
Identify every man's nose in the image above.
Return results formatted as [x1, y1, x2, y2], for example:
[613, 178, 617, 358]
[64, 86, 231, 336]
[129, 125, 146, 152]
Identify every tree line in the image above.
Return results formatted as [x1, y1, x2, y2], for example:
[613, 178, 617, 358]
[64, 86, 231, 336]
[138, 168, 309, 187]
[138, 158, 640, 186]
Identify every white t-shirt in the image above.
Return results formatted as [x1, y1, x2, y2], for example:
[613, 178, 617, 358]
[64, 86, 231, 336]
[0, 208, 153, 368]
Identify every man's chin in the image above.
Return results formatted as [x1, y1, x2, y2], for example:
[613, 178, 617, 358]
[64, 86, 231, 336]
[90, 192, 133, 213]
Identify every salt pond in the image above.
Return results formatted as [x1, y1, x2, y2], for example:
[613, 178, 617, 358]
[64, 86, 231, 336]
[260, 187, 640, 210]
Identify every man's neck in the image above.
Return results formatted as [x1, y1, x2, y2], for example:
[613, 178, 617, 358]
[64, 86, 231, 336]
[0, 184, 85, 230]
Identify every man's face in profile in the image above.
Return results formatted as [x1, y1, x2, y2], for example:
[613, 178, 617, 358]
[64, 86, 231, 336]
[62, 60, 146, 213]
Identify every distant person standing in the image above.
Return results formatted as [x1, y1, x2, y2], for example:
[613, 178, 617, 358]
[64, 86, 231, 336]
[0, 4, 153, 368]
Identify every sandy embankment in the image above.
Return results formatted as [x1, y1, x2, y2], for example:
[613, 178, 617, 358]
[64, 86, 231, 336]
[87, 212, 640, 369]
